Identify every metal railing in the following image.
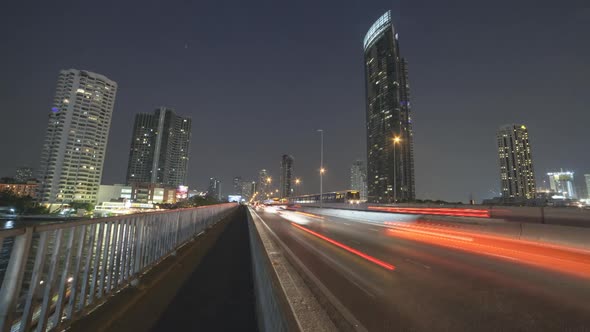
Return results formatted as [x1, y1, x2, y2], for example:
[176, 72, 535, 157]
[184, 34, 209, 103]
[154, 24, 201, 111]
[0, 203, 237, 332]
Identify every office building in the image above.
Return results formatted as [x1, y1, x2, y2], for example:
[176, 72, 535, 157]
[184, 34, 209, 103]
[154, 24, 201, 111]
[350, 160, 368, 201]
[126, 107, 191, 188]
[15, 167, 34, 183]
[364, 10, 415, 203]
[207, 177, 221, 200]
[97, 184, 131, 204]
[37, 69, 117, 204]
[258, 169, 270, 196]
[547, 171, 577, 199]
[280, 155, 294, 198]
[233, 176, 243, 195]
[497, 124, 536, 199]
[241, 181, 255, 199]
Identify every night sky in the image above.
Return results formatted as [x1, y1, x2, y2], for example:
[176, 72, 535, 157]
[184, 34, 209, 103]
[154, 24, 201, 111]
[1, 0, 588, 202]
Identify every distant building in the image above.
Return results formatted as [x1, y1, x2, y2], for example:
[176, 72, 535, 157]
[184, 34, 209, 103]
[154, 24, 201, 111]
[207, 177, 221, 200]
[97, 184, 131, 204]
[497, 124, 536, 199]
[258, 169, 270, 196]
[126, 107, 191, 188]
[350, 160, 368, 201]
[37, 69, 117, 204]
[364, 10, 415, 202]
[280, 155, 294, 198]
[97, 183, 176, 204]
[547, 171, 577, 199]
[0, 181, 38, 198]
[585, 174, 590, 199]
[15, 167, 34, 183]
[233, 176, 243, 195]
[131, 183, 176, 204]
[241, 181, 255, 200]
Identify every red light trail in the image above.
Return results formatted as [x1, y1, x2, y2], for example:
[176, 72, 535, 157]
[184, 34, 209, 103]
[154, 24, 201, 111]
[290, 222, 395, 271]
[368, 206, 490, 218]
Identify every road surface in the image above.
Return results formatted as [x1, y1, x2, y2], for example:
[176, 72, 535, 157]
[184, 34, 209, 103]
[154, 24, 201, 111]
[251, 206, 590, 331]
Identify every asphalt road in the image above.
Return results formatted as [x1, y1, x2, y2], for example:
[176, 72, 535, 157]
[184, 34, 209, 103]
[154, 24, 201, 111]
[251, 206, 590, 332]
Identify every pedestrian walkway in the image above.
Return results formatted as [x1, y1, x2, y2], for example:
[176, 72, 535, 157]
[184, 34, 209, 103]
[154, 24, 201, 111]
[151, 206, 258, 331]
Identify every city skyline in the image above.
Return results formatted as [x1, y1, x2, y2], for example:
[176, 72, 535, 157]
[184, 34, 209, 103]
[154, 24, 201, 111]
[1, 1, 589, 202]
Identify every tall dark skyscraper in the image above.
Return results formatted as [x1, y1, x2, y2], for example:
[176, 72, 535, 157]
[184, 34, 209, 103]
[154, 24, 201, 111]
[497, 124, 536, 199]
[280, 155, 294, 198]
[207, 177, 221, 200]
[233, 176, 243, 195]
[126, 107, 191, 188]
[363, 10, 415, 203]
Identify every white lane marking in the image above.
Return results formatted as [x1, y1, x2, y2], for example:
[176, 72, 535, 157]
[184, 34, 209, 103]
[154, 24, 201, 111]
[368, 228, 380, 232]
[485, 253, 519, 261]
[340, 222, 351, 226]
[404, 258, 431, 270]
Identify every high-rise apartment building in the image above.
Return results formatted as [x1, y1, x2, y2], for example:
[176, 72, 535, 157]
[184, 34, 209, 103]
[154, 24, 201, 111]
[38, 69, 117, 204]
[547, 171, 577, 199]
[350, 160, 368, 201]
[280, 155, 294, 198]
[207, 177, 221, 200]
[497, 124, 536, 199]
[126, 107, 191, 188]
[364, 11, 415, 203]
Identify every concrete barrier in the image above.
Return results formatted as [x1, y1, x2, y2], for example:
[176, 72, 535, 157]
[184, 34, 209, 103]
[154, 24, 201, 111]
[247, 208, 336, 332]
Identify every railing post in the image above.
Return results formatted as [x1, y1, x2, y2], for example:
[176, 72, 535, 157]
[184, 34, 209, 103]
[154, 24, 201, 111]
[20, 231, 49, 332]
[0, 227, 33, 332]
[132, 217, 145, 285]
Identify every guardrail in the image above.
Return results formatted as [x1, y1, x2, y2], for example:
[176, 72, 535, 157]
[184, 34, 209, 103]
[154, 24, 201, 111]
[0, 203, 237, 332]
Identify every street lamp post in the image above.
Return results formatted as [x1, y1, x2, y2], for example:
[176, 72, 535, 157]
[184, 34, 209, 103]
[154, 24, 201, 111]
[318, 129, 324, 208]
[295, 178, 301, 196]
[393, 136, 401, 203]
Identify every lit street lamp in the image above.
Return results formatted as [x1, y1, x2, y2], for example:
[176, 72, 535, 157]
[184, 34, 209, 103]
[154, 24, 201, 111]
[294, 178, 301, 196]
[392, 136, 401, 203]
[317, 129, 324, 208]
